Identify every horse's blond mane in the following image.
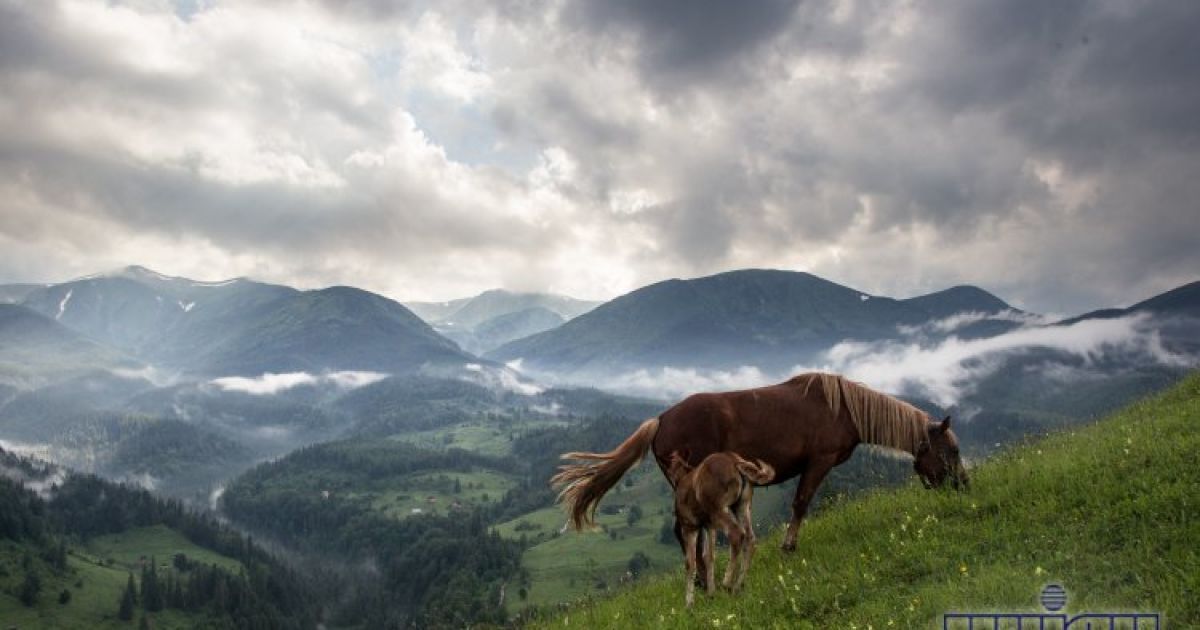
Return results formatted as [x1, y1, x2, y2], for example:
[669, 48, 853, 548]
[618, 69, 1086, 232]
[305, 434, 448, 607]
[795, 372, 928, 455]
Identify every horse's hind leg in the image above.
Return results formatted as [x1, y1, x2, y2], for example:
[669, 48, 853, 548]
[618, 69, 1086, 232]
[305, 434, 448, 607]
[683, 528, 699, 607]
[782, 455, 837, 552]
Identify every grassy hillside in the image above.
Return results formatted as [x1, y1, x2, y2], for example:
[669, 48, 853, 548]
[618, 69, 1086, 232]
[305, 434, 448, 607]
[0, 528, 242, 629]
[527, 373, 1200, 628]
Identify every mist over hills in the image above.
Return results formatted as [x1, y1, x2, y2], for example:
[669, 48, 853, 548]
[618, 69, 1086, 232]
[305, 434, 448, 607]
[0, 264, 1196, 501]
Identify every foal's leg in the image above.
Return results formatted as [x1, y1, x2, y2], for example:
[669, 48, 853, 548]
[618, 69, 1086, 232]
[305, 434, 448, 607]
[736, 488, 756, 589]
[683, 528, 699, 607]
[713, 508, 745, 591]
[782, 455, 837, 552]
[703, 526, 717, 595]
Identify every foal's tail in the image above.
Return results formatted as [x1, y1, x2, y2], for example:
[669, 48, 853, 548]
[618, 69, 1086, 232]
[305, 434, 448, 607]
[551, 417, 660, 531]
[732, 454, 775, 485]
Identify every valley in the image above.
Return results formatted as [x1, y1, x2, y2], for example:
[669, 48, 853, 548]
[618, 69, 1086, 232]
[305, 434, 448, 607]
[1, 265, 1197, 627]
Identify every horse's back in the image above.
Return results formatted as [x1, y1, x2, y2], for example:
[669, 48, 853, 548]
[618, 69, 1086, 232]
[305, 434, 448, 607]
[652, 381, 853, 484]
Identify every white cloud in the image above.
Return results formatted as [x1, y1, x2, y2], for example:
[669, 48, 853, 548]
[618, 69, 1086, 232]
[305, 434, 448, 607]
[896, 309, 1049, 336]
[110, 365, 181, 387]
[595, 365, 781, 400]
[822, 313, 1193, 406]
[210, 370, 386, 395]
[0, 0, 1197, 315]
[461, 362, 543, 395]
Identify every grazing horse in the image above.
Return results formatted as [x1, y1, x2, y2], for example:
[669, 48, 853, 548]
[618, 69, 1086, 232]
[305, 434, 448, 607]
[552, 372, 968, 558]
[667, 451, 774, 606]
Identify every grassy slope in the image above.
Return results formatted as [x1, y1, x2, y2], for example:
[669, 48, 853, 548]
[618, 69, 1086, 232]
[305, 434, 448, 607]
[0, 527, 244, 629]
[388, 417, 567, 457]
[367, 469, 518, 519]
[528, 373, 1200, 629]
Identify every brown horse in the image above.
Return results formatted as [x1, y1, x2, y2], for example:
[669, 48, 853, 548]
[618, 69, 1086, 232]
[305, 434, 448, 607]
[667, 451, 774, 606]
[552, 372, 968, 555]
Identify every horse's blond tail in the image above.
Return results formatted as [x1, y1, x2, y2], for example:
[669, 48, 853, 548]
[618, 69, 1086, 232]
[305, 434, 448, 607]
[732, 454, 775, 485]
[551, 417, 660, 531]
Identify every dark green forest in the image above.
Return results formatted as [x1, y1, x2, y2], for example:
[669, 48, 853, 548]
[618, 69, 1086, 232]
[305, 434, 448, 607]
[0, 446, 318, 629]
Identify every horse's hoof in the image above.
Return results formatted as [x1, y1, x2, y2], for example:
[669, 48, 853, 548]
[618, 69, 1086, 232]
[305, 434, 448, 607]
[780, 541, 796, 552]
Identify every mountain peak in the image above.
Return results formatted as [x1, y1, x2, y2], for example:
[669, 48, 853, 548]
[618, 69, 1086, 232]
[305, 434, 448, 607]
[105, 265, 246, 289]
[902, 285, 1014, 318]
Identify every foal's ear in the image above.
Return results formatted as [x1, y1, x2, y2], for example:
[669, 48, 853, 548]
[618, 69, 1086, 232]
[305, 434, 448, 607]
[940, 416, 952, 432]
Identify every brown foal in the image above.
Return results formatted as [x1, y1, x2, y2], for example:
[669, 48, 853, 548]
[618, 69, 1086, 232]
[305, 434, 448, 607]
[666, 451, 774, 606]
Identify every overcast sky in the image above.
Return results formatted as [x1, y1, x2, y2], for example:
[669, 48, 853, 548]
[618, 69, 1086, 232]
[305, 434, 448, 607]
[1, 0, 1197, 314]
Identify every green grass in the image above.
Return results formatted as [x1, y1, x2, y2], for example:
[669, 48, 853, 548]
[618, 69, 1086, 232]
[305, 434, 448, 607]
[367, 469, 518, 518]
[389, 418, 566, 456]
[84, 525, 243, 575]
[0, 526, 244, 629]
[527, 373, 1200, 629]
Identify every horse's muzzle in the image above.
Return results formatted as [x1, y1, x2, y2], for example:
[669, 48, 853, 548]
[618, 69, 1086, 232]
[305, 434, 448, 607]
[951, 469, 970, 491]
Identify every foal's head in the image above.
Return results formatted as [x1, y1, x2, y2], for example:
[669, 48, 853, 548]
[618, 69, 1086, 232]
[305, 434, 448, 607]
[666, 450, 694, 486]
[914, 416, 970, 490]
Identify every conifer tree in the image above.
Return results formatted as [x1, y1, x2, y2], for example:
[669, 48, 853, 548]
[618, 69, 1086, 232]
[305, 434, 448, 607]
[118, 574, 137, 621]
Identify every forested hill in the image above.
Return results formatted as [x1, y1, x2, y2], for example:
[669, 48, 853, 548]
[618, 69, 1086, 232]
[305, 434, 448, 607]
[526, 372, 1200, 629]
[218, 417, 658, 628]
[0, 448, 318, 629]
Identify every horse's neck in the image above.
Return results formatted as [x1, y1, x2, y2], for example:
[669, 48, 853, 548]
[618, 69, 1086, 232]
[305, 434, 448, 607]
[840, 399, 920, 457]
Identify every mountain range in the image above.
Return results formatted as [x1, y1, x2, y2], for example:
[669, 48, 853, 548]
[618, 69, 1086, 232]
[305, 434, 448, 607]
[487, 269, 1027, 377]
[14, 266, 469, 379]
[4, 265, 1198, 391]
[0, 264, 1196, 498]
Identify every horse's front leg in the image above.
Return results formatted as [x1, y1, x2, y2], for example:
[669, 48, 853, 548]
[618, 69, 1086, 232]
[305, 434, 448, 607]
[782, 455, 837, 552]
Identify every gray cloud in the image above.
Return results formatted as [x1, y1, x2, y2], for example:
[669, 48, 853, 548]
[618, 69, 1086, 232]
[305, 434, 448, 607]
[566, 0, 801, 88]
[0, 0, 1196, 314]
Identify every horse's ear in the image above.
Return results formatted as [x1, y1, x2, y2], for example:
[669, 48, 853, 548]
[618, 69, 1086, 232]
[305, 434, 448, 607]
[940, 416, 952, 432]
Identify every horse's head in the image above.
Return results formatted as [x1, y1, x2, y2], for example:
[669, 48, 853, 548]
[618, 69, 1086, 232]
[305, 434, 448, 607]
[914, 416, 969, 490]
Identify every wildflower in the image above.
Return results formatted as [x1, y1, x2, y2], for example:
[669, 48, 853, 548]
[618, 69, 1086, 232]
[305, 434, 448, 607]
[1035, 566, 1045, 576]
[959, 564, 969, 576]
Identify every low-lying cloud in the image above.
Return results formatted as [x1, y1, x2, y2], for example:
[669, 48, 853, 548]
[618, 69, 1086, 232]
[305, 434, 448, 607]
[824, 313, 1192, 406]
[210, 370, 387, 395]
[583, 312, 1194, 406]
[895, 309, 1049, 336]
[463, 363, 544, 396]
[593, 365, 782, 401]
